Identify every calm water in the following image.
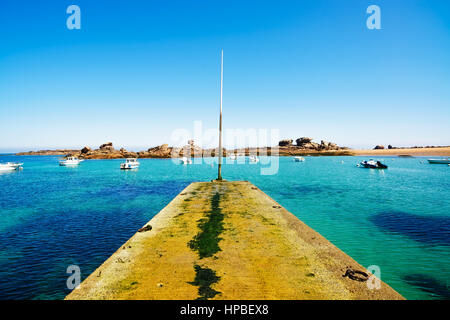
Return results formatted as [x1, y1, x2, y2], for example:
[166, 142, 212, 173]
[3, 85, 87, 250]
[0, 155, 449, 300]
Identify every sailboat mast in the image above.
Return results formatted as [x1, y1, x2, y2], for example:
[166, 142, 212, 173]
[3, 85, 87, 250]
[218, 49, 223, 181]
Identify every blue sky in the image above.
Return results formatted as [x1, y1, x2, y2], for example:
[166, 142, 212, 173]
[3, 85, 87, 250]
[0, 0, 449, 152]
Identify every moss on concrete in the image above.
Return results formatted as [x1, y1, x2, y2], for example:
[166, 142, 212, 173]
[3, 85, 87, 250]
[188, 192, 224, 259]
[188, 265, 221, 300]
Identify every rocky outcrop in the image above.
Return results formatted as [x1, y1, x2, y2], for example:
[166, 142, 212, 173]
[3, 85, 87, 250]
[119, 148, 138, 158]
[278, 139, 293, 147]
[374, 145, 385, 150]
[296, 137, 313, 146]
[292, 138, 341, 151]
[275, 137, 345, 153]
[299, 142, 320, 150]
[319, 140, 339, 151]
[295, 137, 319, 150]
[137, 144, 173, 158]
[138, 142, 216, 158]
[99, 142, 113, 150]
[75, 142, 127, 159]
[81, 146, 91, 154]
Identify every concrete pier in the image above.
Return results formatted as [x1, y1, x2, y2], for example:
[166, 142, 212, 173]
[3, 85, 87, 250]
[66, 181, 403, 300]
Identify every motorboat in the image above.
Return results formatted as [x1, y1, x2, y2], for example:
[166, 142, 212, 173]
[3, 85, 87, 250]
[428, 158, 450, 164]
[180, 156, 192, 165]
[229, 154, 237, 160]
[249, 155, 259, 163]
[0, 162, 23, 171]
[59, 156, 83, 166]
[294, 156, 305, 162]
[120, 158, 140, 170]
[357, 159, 388, 169]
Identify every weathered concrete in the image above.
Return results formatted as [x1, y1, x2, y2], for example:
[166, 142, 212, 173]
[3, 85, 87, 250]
[66, 181, 403, 300]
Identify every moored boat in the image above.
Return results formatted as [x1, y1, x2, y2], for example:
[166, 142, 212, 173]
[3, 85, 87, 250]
[427, 158, 450, 164]
[357, 159, 388, 169]
[0, 162, 23, 171]
[120, 158, 140, 170]
[294, 156, 305, 162]
[59, 156, 83, 166]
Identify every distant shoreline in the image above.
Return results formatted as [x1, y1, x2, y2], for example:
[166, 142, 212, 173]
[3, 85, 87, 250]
[12, 146, 450, 158]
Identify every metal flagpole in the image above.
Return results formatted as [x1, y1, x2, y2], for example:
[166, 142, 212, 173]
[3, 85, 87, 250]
[218, 49, 223, 181]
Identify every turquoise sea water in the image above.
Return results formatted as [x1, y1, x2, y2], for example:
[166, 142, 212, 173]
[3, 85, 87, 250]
[0, 155, 449, 300]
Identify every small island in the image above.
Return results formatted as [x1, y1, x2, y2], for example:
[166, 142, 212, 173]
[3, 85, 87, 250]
[14, 138, 450, 159]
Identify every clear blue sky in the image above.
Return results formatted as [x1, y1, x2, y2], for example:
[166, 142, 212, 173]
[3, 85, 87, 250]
[0, 0, 449, 152]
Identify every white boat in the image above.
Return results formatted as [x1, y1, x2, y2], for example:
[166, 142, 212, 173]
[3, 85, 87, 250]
[249, 156, 259, 163]
[0, 162, 23, 171]
[59, 156, 83, 166]
[428, 158, 450, 164]
[229, 154, 237, 160]
[180, 156, 192, 165]
[120, 158, 140, 170]
[294, 156, 305, 162]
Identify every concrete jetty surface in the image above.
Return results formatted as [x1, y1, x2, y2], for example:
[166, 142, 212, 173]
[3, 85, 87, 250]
[66, 181, 403, 300]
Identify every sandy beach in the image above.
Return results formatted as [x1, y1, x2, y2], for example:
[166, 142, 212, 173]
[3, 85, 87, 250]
[351, 147, 450, 157]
